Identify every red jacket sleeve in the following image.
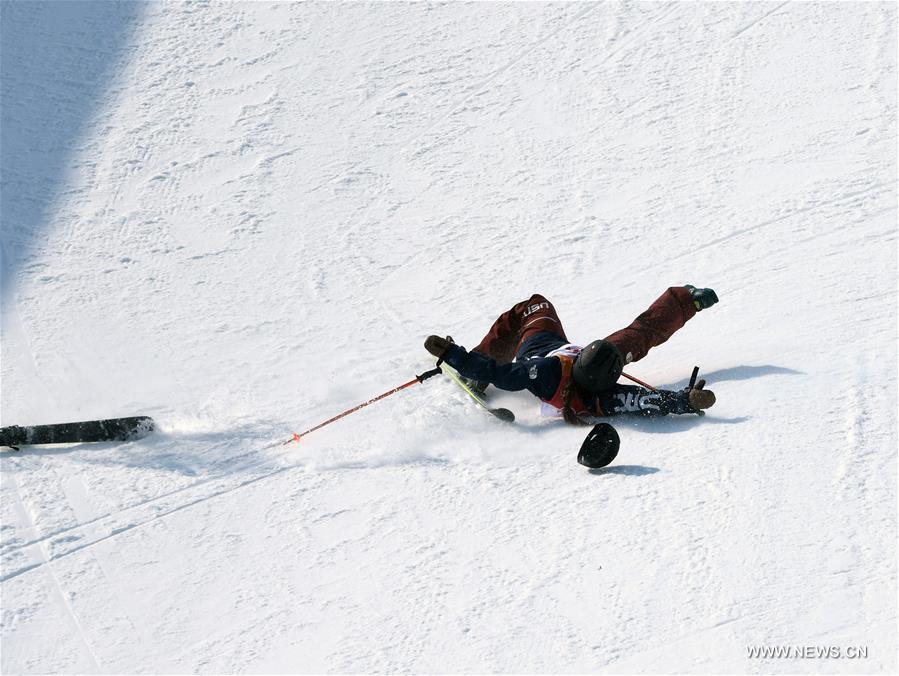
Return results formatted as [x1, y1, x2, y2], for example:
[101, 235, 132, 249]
[603, 287, 697, 364]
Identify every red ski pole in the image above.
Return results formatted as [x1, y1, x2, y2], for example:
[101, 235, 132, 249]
[620, 366, 700, 394]
[620, 371, 658, 392]
[283, 364, 443, 445]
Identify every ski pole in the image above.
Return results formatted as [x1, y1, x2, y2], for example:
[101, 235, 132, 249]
[621, 371, 658, 392]
[621, 365, 701, 394]
[283, 363, 444, 445]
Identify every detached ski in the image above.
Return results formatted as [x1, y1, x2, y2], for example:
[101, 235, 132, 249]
[440, 365, 514, 422]
[1, 416, 156, 449]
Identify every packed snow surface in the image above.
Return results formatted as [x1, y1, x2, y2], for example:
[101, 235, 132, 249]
[1, 2, 896, 673]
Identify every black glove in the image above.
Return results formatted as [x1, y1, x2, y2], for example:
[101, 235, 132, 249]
[686, 378, 716, 411]
[425, 335, 454, 358]
[685, 285, 718, 311]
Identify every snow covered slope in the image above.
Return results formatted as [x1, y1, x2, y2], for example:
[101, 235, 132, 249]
[1, 2, 896, 673]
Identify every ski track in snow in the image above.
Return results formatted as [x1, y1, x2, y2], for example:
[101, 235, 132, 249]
[1, 2, 896, 673]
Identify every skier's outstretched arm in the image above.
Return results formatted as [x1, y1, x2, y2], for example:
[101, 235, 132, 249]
[597, 383, 715, 417]
[424, 336, 559, 398]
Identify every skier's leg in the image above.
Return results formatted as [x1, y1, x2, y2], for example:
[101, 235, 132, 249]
[603, 287, 697, 365]
[516, 295, 568, 351]
[473, 294, 567, 365]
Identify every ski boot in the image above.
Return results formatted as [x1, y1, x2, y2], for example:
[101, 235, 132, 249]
[459, 376, 488, 398]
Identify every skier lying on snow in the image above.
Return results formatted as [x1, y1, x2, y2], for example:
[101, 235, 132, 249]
[424, 286, 718, 424]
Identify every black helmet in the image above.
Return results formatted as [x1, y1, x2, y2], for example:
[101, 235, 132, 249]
[577, 423, 620, 468]
[572, 339, 623, 392]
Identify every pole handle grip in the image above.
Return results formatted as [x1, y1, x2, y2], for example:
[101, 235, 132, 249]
[688, 365, 699, 390]
[416, 364, 443, 383]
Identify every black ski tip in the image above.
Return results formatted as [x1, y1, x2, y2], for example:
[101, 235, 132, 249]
[128, 416, 156, 440]
[577, 422, 620, 469]
[490, 408, 515, 423]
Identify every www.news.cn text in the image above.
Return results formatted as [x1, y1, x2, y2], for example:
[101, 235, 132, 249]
[747, 645, 869, 660]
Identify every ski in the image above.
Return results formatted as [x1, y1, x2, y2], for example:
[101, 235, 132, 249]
[440, 364, 515, 422]
[1, 416, 156, 449]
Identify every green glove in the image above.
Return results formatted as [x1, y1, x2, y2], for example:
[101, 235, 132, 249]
[685, 285, 718, 311]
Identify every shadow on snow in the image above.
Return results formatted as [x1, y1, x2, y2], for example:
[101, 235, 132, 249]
[0, 1, 145, 292]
